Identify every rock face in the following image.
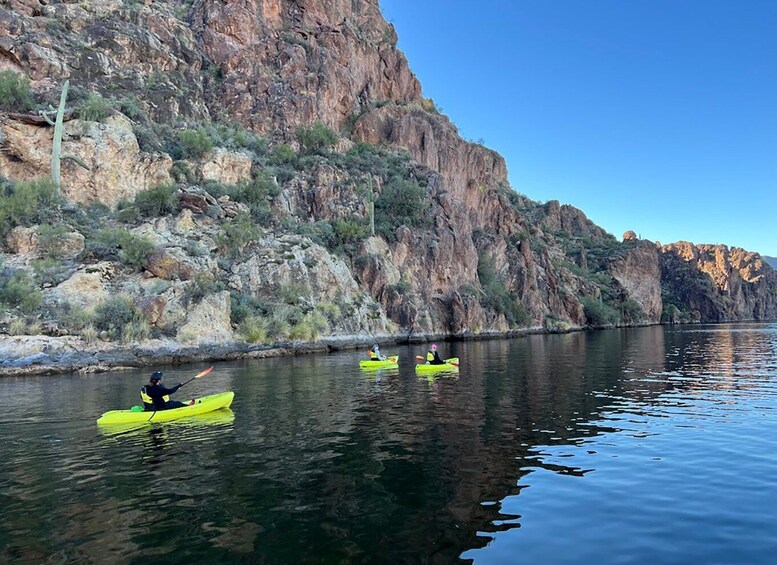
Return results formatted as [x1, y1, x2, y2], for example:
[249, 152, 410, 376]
[660, 243, 777, 321]
[196, 148, 253, 185]
[0, 115, 172, 207]
[177, 291, 234, 344]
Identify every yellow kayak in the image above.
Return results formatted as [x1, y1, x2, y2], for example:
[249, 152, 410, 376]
[359, 355, 399, 369]
[98, 409, 235, 436]
[415, 358, 459, 373]
[96, 391, 235, 425]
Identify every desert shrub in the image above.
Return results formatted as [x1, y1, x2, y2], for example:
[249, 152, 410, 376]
[77, 93, 112, 122]
[226, 172, 278, 224]
[0, 270, 42, 313]
[179, 128, 214, 158]
[55, 302, 95, 333]
[238, 316, 268, 343]
[183, 274, 225, 306]
[133, 184, 179, 217]
[84, 228, 154, 271]
[170, 161, 195, 183]
[121, 318, 151, 343]
[0, 70, 33, 112]
[230, 292, 268, 325]
[93, 296, 147, 340]
[0, 178, 60, 236]
[217, 214, 262, 257]
[620, 298, 645, 324]
[279, 282, 307, 305]
[581, 296, 620, 327]
[270, 143, 296, 165]
[35, 224, 79, 260]
[315, 302, 341, 323]
[297, 121, 338, 155]
[374, 176, 430, 240]
[31, 258, 71, 286]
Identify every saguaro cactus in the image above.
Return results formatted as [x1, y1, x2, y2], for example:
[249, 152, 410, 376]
[39, 80, 89, 192]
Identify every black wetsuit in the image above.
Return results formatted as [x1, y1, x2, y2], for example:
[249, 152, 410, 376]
[142, 382, 185, 410]
[428, 351, 445, 365]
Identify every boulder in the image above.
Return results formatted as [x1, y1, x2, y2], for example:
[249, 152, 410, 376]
[196, 148, 253, 185]
[147, 248, 197, 281]
[176, 291, 233, 344]
[48, 271, 110, 309]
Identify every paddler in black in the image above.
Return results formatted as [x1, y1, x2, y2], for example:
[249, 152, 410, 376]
[141, 371, 187, 411]
[427, 344, 445, 365]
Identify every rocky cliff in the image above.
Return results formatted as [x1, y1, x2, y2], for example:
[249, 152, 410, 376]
[0, 0, 774, 373]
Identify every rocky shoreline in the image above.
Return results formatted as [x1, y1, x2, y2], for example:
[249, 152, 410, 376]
[0, 325, 585, 377]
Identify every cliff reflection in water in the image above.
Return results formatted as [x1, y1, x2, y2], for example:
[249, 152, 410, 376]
[1, 324, 776, 563]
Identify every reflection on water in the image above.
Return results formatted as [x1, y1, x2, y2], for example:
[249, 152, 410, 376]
[1, 324, 776, 563]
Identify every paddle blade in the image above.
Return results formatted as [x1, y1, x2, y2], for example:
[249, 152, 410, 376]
[416, 355, 425, 361]
[195, 366, 214, 379]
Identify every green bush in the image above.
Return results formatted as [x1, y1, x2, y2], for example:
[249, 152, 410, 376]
[0, 270, 43, 313]
[297, 121, 338, 155]
[85, 228, 154, 271]
[0, 70, 33, 112]
[93, 296, 146, 340]
[55, 302, 94, 333]
[238, 316, 268, 343]
[31, 257, 71, 286]
[183, 274, 225, 306]
[226, 172, 278, 224]
[179, 129, 214, 158]
[77, 94, 112, 122]
[35, 224, 74, 260]
[217, 214, 262, 258]
[375, 176, 430, 240]
[581, 296, 620, 327]
[133, 184, 179, 217]
[279, 282, 307, 305]
[0, 178, 60, 236]
[270, 144, 296, 165]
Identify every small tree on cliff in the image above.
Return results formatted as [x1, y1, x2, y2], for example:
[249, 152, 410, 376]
[297, 121, 338, 155]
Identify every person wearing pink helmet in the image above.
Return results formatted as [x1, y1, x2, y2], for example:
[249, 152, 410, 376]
[426, 343, 445, 365]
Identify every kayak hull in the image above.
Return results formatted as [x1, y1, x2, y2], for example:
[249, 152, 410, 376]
[415, 358, 459, 373]
[96, 391, 235, 425]
[359, 355, 399, 369]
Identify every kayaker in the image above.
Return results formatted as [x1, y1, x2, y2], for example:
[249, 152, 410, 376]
[369, 344, 387, 361]
[141, 372, 192, 411]
[427, 344, 445, 365]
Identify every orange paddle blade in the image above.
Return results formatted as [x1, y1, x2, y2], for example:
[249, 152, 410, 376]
[194, 366, 214, 379]
[416, 355, 425, 361]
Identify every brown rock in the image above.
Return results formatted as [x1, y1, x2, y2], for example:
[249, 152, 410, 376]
[147, 248, 197, 281]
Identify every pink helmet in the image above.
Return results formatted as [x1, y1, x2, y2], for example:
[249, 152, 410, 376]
[431, 344, 437, 350]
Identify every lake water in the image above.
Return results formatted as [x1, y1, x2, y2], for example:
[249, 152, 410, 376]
[1, 323, 776, 563]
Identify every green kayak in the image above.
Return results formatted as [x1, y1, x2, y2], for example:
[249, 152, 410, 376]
[415, 358, 459, 373]
[96, 391, 235, 425]
[359, 355, 399, 369]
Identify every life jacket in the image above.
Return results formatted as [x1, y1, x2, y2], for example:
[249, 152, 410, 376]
[427, 352, 434, 362]
[369, 350, 380, 360]
[140, 385, 169, 411]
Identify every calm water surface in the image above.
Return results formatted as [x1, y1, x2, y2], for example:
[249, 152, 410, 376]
[1, 323, 776, 563]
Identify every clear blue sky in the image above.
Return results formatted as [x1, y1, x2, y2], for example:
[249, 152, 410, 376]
[380, 0, 777, 256]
